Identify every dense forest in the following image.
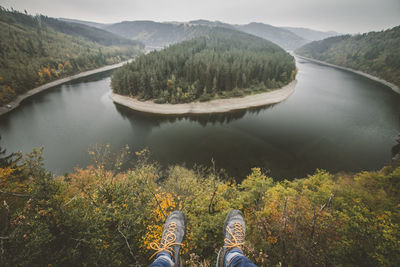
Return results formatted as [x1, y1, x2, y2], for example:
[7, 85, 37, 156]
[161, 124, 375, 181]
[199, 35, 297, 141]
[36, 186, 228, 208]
[0, 7, 144, 106]
[0, 143, 399, 266]
[296, 26, 400, 87]
[111, 29, 296, 104]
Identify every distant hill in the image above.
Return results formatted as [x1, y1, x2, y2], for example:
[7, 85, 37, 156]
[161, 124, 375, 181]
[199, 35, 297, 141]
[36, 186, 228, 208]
[59, 17, 108, 29]
[111, 28, 296, 104]
[103, 21, 212, 49]
[104, 20, 310, 50]
[40, 16, 139, 46]
[283, 27, 340, 41]
[187, 20, 308, 50]
[188, 19, 235, 29]
[295, 26, 400, 87]
[0, 7, 143, 106]
[55, 18, 343, 50]
[235, 22, 308, 50]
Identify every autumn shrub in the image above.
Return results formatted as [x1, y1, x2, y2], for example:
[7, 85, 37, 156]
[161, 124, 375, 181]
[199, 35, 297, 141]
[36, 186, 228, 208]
[0, 146, 399, 266]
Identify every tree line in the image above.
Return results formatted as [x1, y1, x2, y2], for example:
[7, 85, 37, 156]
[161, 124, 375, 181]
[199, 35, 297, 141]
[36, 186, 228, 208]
[111, 28, 296, 104]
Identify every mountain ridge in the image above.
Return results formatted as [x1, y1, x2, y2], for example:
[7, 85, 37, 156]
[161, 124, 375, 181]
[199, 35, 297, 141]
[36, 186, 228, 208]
[58, 18, 341, 50]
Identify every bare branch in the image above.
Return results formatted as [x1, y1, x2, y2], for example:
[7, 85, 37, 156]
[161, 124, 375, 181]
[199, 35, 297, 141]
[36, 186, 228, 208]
[310, 194, 335, 242]
[208, 158, 218, 214]
[208, 184, 218, 214]
[118, 226, 135, 259]
[3, 200, 9, 212]
[0, 190, 29, 197]
[62, 195, 78, 208]
[319, 193, 334, 213]
[146, 182, 166, 219]
[282, 197, 288, 231]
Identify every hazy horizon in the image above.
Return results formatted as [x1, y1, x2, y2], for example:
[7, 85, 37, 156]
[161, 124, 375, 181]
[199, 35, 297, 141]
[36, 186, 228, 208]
[1, 0, 399, 34]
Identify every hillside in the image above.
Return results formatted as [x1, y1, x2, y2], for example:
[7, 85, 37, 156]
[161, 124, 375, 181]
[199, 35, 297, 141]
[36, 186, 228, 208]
[283, 26, 340, 41]
[104, 21, 211, 49]
[111, 28, 296, 104]
[188, 20, 309, 50]
[188, 19, 236, 29]
[295, 26, 400, 87]
[59, 17, 109, 29]
[101, 20, 312, 50]
[40, 16, 138, 46]
[235, 22, 308, 50]
[58, 18, 341, 50]
[0, 8, 144, 106]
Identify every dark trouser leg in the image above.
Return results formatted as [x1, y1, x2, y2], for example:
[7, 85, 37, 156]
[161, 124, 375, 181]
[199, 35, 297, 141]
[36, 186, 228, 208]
[225, 248, 258, 267]
[149, 252, 174, 267]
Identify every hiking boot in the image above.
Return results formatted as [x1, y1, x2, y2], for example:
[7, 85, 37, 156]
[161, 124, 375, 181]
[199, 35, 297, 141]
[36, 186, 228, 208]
[150, 210, 187, 266]
[217, 210, 246, 267]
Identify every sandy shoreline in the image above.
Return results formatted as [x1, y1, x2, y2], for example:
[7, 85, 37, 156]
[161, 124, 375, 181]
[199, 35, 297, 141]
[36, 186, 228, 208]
[110, 80, 297, 115]
[0, 59, 133, 116]
[295, 54, 400, 95]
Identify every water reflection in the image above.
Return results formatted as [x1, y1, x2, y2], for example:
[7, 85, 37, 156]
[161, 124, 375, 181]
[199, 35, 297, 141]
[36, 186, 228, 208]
[114, 101, 276, 128]
[66, 69, 115, 86]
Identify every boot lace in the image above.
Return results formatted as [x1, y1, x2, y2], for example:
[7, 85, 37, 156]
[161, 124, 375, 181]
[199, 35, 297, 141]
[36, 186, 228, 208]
[224, 222, 244, 250]
[150, 222, 182, 259]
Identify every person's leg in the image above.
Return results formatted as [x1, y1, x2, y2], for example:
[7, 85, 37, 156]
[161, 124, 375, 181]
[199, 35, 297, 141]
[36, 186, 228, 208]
[148, 211, 187, 267]
[217, 210, 258, 267]
[225, 248, 257, 267]
[149, 252, 174, 267]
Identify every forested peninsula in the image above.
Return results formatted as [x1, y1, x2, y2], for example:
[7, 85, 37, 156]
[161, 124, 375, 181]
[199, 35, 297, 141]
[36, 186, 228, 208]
[111, 29, 296, 108]
[0, 7, 144, 106]
[295, 26, 400, 89]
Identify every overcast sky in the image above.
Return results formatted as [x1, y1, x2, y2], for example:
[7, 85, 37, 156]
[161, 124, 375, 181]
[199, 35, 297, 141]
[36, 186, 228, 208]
[1, 0, 399, 33]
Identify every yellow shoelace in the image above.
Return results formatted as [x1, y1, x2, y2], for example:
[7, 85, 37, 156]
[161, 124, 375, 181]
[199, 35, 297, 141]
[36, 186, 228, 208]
[223, 222, 244, 249]
[150, 222, 183, 259]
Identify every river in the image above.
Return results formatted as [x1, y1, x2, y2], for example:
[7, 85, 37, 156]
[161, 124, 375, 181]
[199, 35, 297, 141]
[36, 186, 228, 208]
[1, 57, 399, 180]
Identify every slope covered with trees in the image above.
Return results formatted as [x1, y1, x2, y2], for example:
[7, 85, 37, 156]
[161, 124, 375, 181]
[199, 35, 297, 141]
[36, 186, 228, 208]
[235, 22, 308, 50]
[0, 7, 144, 106]
[39, 16, 139, 46]
[0, 143, 399, 266]
[296, 26, 400, 87]
[111, 29, 296, 104]
[103, 20, 310, 50]
[104, 21, 212, 49]
[283, 26, 339, 41]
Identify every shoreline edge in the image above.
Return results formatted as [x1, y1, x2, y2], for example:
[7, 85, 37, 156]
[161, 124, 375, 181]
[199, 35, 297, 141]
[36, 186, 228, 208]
[109, 80, 297, 115]
[295, 54, 400, 95]
[0, 59, 133, 116]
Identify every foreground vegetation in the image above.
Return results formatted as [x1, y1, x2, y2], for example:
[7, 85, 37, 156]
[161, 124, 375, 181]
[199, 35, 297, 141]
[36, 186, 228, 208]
[296, 26, 400, 87]
[1, 144, 399, 266]
[111, 29, 296, 104]
[0, 7, 143, 106]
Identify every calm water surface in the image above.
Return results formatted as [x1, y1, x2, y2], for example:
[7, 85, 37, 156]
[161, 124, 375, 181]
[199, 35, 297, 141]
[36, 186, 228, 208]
[1, 57, 400, 180]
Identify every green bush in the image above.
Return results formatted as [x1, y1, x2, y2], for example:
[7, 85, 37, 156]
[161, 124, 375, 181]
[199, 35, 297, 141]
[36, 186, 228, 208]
[1, 147, 399, 266]
[199, 93, 212, 102]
